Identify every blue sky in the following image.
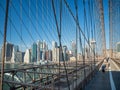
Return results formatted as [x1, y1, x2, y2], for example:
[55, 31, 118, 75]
[0, 0, 109, 51]
[103, 0, 109, 49]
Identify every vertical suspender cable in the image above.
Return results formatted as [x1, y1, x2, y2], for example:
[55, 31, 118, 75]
[20, 0, 22, 51]
[51, 0, 70, 90]
[74, 0, 78, 87]
[0, 0, 9, 90]
[91, 0, 97, 63]
[88, 0, 95, 69]
[10, 0, 11, 42]
[83, 0, 86, 80]
[58, 0, 62, 90]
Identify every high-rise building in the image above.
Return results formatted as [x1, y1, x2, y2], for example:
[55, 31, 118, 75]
[24, 49, 31, 63]
[45, 50, 49, 60]
[22, 52, 25, 62]
[42, 50, 45, 60]
[11, 45, 24, 63]
[11, 45, 17, 63]
[52, 41, 57, 49]
[48, 50, 52, 61]
[37, 40, 40, 62]
[5, 42, 13, 62]
[31, 42, 37, 62]
[45, 50, 52, 60]
[52, 41, 57, 62]
[43, 40, 47, 51]
[52, 48, 57, 62]
[40, 41, 43, 60]
[52, 47, 62, 62]
[63, 45, 68, 61]
[40, 41, 43, 50]
[71, 41, 76, 57]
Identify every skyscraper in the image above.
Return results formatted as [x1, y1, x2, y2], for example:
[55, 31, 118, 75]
[45, 50, 52, 60]
[52, 48, 57, 62]
[52, 41, 57, 61]
[37, 40, 40, 62]
[31, 42, 37, 62]
[11, 45, 23, 63]
[42, 50, 45, 60]
[52, 41, 57, 49]
[63, 45, 68, 61]
[71, 41, 76, 57]
[48, 50, 52, 60]
[11, 45, 18, 63]
[40, 41, 43, 60]
[24, 49, 31, 63]
[52, 47, 62, 62]
[43, 40, 47, 51]
[5, 42, 13, 62]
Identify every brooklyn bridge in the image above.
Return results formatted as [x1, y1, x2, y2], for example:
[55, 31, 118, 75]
[0, 0, 120, 90]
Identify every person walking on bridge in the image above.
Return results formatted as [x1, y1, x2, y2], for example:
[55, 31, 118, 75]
[102, 64, 106, 73]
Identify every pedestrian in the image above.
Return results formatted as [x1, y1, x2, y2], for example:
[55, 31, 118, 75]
[102, 64, 106, 73]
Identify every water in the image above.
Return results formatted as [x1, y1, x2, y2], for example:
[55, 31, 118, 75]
[0, 63, 58, 90]
[0, 63, 19, 90]
[0, 63, 20, 69]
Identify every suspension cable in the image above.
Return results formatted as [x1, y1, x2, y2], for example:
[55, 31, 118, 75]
[51, 0, 70, 90]
[1, 0, 9, 90]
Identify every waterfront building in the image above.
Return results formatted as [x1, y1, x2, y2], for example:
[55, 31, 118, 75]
[12, 51, 23, 63]
[11, 45, 19, 63]
[5, 42, 13, 62]
[31, 42, 37, 62]
[24, 49, 31, 63]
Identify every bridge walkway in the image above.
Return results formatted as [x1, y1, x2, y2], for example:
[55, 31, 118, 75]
[85, 59, 120, 90]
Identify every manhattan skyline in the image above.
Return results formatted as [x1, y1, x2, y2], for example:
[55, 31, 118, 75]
[0, 0, 109, 52]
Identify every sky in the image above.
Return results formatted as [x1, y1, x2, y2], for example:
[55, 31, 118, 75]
[0, 0, 109, 51]
[103, 0, 109, 49]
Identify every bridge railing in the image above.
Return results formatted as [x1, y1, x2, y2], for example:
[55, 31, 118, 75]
[75, 58, 104, 90]
[111, 58, 120, 68]
[0, 59, 104, 90]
